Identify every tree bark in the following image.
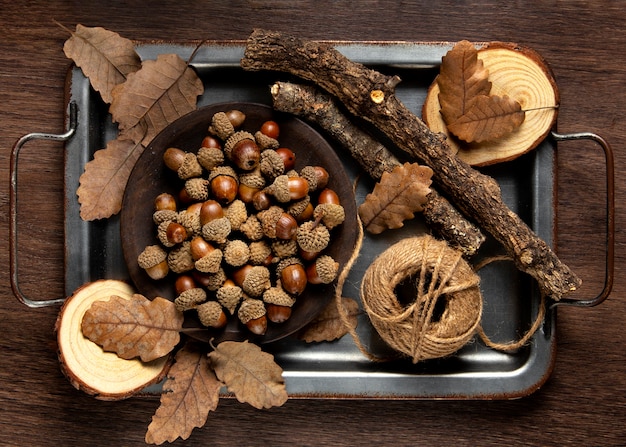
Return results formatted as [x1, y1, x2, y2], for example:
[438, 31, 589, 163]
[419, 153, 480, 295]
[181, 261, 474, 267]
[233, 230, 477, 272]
[241, 29, 581, 300]
[270, 81, 485, 256]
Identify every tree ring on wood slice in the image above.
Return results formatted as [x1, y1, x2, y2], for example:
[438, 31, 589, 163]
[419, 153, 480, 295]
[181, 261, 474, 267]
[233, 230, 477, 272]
[422, 41, 559, 166]
[55, 279, 171, 400]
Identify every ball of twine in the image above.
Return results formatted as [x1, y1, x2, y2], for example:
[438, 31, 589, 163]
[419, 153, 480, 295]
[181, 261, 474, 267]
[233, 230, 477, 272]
[360, 235, 482, 363]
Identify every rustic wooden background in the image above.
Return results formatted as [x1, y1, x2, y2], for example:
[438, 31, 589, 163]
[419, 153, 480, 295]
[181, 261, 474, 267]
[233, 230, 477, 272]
[1, 1, 623, 446]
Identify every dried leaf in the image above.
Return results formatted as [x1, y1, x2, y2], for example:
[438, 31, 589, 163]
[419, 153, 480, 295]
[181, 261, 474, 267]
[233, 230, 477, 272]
[81, 294, 184, 362]
[447, 95, 526, 143]
[145, 344, 221, 445]
[208, 340, 288, 409]
[76, 136, 144, 221]
[296, 297, 360, 343]
[110, 53, 204, 146]
[63, 24, 141, 104]
[358, 162, 433, 234]
[437, 40, 491, 125]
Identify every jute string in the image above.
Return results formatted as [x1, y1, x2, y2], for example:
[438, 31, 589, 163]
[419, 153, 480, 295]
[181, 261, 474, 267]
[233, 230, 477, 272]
[334, 217, 547, 363]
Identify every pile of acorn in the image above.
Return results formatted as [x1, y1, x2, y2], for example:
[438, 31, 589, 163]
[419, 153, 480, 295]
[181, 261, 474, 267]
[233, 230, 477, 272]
[137, 109, 345, 335]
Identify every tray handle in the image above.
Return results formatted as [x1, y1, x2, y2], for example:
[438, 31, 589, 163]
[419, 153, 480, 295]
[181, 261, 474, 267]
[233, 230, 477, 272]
[10, 101, 78, 308]
[550, 130, 615, 307]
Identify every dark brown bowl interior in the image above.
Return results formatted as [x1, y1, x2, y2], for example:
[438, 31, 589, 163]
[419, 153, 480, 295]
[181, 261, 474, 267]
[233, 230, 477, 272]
[121, 102, 357, 344]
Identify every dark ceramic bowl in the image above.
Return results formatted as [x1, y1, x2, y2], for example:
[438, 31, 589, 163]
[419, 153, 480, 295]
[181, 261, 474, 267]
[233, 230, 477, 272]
[121, 102, 357, 344]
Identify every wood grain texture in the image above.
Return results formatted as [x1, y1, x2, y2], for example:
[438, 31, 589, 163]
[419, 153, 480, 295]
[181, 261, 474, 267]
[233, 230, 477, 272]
[1, 1, 624, 446]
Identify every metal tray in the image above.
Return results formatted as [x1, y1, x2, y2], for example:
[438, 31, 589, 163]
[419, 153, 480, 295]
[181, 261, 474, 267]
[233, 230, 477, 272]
[11, 41, 614, 400]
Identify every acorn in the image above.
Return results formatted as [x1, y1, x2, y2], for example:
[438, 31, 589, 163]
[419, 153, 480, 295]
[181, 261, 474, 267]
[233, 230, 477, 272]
[277, 257, 307, 296]
[263, 287, 296, 323]
[216, 279, 243, 315]
[231, 138, 261, 171]
[154, 193, 177, 212]
[237, 299, 267, 335]
[199, 199, 224, 226]
[163, 147, 186, 172]
[232, 265, 271, 297]
[317, 188, 341, 205]
[167, 241, 195, 274]
[208, 166, 239, 204]
[196, 300, 228, 328]
[175, 275, 197, 295]
[252, 190, 272, 211]
[257, 206, 297, 240]
[137, 245, 169, 280]
[306, 255, 340, 284]
[174, 287, 207, 312]
[275, 147, 296, 171]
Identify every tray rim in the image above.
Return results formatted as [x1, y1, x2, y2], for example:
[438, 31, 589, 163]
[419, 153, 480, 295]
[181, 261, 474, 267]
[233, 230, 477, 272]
[62, 40, 557, 400]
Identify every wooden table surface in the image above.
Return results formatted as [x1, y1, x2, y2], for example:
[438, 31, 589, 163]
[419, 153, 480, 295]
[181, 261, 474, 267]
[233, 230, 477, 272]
[1, 1, 624, 446]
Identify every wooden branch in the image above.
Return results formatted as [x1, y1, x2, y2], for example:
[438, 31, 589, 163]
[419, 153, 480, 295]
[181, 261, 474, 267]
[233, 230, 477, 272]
[241, 29, 581, 300]
[270, 81, 485, 256]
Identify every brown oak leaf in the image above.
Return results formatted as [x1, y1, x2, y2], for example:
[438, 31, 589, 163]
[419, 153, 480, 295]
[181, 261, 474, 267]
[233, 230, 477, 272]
[62, 24, 141, 104]
[76, 136, 144, 221]
[358, 162, 433, 234]
[145, 343, 221, 445]
[447, 94, 526, 143]
[81, 294, 184, 362]
[296, 297, 360, 343]
[437, 40, 491, 125]
[208, 340, 288, 409]
[109, 53, 204, 146]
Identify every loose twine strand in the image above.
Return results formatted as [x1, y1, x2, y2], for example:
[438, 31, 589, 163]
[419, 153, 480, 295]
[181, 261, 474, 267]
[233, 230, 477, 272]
[333, 217, 547, 363]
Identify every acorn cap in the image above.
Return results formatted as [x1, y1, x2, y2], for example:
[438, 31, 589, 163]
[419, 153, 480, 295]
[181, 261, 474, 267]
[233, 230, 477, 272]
[237, 298, 266, 324]
[200, 267, 227, 291]
[153, 209, 178, 226]
[217, 284, 243, 315]
[296, 221, 331, 252]
[314, 255, 340, 284]
[177, 208, 202, 237]
[225, 199, 247, 231]
[248, 240, 272, 265]
[209, 111, 235, 141]
[196, 301, 225, 327]
[314, 203, 346, 230]
[271, 239, 298, 259]
[137, 245, 167, 269]
[157, 220, 177, 248]
[208, 165, 238, 183]
[239, 169, 266, 189]
[195, 248, 223, 273]
[167, 241, 195, 273]
[223, 239, 251, 267]
[178, 152, 203, 180]
[197, 146, 225, 171]
[224, 131, 256, 158]
[259, 149, 285, 180]
[299, 166, 318, 191]
[174, 288, 207, 312]
[241, 266, 271, 297]
[265, 175, 290, 202]
[257, 206, 284, 238]
[276, 256, 303, 276]
[240, 215, 264, 241]
[263, 287, 296, 307]
[287, 196, 311, 218]
[202, 217, 232, 244]
[184, 178, 210, 202]
[254, 130, 279, 150]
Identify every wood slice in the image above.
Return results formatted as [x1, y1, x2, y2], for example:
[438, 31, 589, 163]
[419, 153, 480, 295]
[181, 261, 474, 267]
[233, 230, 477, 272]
[422, 41, 559, 166]
[55, 279, 171, 400]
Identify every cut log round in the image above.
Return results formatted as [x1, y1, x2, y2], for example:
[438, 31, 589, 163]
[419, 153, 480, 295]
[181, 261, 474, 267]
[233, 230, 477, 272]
[422, 41, 559, 166]
[55, 279, 171, 400]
